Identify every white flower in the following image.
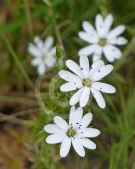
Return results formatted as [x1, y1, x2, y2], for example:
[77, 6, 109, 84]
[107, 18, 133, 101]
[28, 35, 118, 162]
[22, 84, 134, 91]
[28, 36, 56, 75]
[78, 14, 127, 62]
[59, 56, 116, 108]
[44, 106, 100, 157]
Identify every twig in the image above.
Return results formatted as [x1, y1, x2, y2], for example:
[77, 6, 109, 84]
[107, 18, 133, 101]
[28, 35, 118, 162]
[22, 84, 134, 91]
[0, 108, 38, 122]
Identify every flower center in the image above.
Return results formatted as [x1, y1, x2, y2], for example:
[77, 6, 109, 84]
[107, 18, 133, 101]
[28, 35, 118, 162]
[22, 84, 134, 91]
[41, 55, 47, 61]
[82, 79, 91, 87]
[98, 38, 107, 47]
[66, 128, 76, 138]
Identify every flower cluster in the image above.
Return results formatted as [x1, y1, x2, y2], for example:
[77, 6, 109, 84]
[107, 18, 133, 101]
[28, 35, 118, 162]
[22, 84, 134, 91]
[28, 14, 127, 158]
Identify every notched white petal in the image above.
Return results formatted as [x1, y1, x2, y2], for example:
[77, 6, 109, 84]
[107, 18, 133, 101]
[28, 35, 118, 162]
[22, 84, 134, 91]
[37, 63, 46, 75]
[46, 133, 65, 144]
[60, 82, 78, 92]
[44, 124, 64, 134]
[28, 43, 41, 57]
[78, 32, 93, 44]
[44, 36, 54, 49]
[60, 136, 71, 157]
[92, 82, 116, 93]
[69, 106, 76, 125]
[80, 138, 96, 150]
[59, 70, 81, 81]
[81, 21, 98, 43]
[72, 107, 83, 125]
[91, 88, 106, 108]
[109, 37, 128, 45]
[66, 60, 83, 78]
[91, 64, 113, 81]
[79, 128, 101, 138]
[78, 45, 96, 56]
[70, 88, 84, 106]
[108, 25, 126, 39]
[104, 14, 113, 35]
[54, 116, 68, 130]
[103, 45, 122, 62]
[79, 87, 90, 107]
[79, 55, 90, 78]
[72, 137, 85, 157]
[95, 14, 105, 37]
[80, 113, 93, 128]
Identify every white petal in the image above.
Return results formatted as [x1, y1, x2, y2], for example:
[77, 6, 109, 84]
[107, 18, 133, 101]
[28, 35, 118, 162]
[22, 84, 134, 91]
[79, 128, 100, 138]
[94, 45, 102, 55]
[34, 36, 44, 50]
[91, 64, 113, 81]
[44, 124, 64, 133]
[79, 87, 90, 107]
[91, 88, 106, 108]
[59, 70, 81, 82]
[103, 45, 122, 62]
[91, 60, 105, 69]
[107, 25, 126, 39]
[31, 58, 41, 66]
[78, 45, 96, 56]
[103, 46, 115, 62]
[70, 88, 84, 106]
[69, 106, 76, 125]
[82, 21, 98, 43]
[46, 133, 65, 144]
[72, 137, 85, 157]
[37, 63, 46, 75]
[89, 60, 105, 77]
[60, 136, 71, 157]
[103, 14, 113, 35]
[28, 43, 41, 57]
[66, 60, 83, 78]
[80, 113, 93, 128]
[72, 107, 83, 125]
[80, 55, 90, 78]
[95, 14, 105, 37]
[54, 116, 68, 130]
[44, 36, 54, 50]
[78, 31, 98, 44]
[45, 54, 56, 67]
[78, 32, 93, 44]
[50, 46, 56, 55]
[80, 138, 96, 150]
[92, 54, 102, 62]
[60, 82, 78, 92]
[92, 82, 116, 93]
[108, 37, 128, 45]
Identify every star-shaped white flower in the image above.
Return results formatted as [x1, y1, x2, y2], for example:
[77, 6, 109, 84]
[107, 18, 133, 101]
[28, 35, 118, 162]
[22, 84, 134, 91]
[28, 36, 56, 75]
[78, 14, 127, 62]
[59, 56, 116, 108]
[44, 106, 100, 157]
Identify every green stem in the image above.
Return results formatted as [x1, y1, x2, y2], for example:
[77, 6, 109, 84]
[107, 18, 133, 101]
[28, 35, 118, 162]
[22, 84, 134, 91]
[3, 36, 34, 88]
[44, 1, 67, 59]
[23, 0, 33, 37]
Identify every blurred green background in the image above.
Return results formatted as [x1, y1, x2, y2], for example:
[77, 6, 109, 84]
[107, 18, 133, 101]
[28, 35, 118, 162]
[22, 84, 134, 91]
[0, 0, 135, 169]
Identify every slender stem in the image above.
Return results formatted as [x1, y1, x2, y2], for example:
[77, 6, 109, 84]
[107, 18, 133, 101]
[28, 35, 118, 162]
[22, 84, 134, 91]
[35, 75, 53, 115]
[23, 0, 33, 37]
[3, 36, 34, 88]
[43, 0, 67, 59]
